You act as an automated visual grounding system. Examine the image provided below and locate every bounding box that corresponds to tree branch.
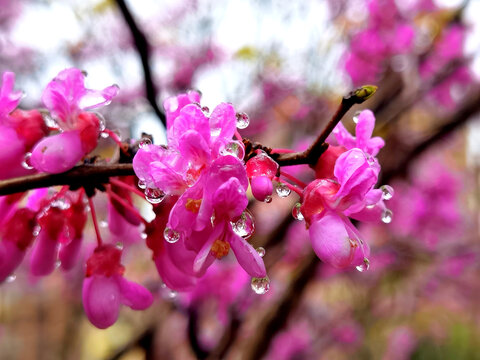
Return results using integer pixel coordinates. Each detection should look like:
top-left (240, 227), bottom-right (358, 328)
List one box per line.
top-left (115, 0), bottom-right (166, 125)
top-left (0, 164), bottom-right (134, 196)
top-left (380, 88), bottom-right (480, 183)
top-left (246, 85), bottom-right (378, 167)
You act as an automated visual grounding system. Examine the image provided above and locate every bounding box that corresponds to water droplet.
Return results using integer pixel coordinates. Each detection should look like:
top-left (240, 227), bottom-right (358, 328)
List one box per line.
top-left (145, 187), bottom-right (165, 204)
top-left (352, 110), bottom-right (361, 124)
top-left (115, 242), bottom-right (124, 250)
top-left (168, 290), bottom-right (177, 299)
top-left (366, 204), bottom-right (375, 209)
top-left (100, 132), bottom-right (109, 138)
top-left (50, 199), bottom-right (70, 210)
top-left (54, 260), bottom-right (62, 269)
top-left (381, 209), bottom-right (393, 224)
top-left (251, 276), bottom-right (270, 294)
top-left (236, 112), bottom-right (250, 129)
top-left (356, 258), bottom-right (370, 272)
top-left (99, 220), bottom-right (108, 228)
top-left (22, 152), bottom-right (34, 170)
top-left (380, 185), bottom-right (394, 200)
top-left (95, 112), bottom-right (106, 132)
top-left (164, 227), bottom-right (180, 244)
top-left (221, 141), bottom-right (245, 159)
top-left (32, 225), bottom-right (41, 237)
top-left (138, 179), bottom-right (147, 189)
top-left (256, 247), bottom-right (266, 257)
top-left (231, 210), bottom-right (255, 239)
top-left (41, 112), bottom-right (58, 128)
top-left (139, 138), bottom-right (152, 148)
top-left (264, 195), bottom-right (272, 203)
top-left (6, 274), bottom-right (16, 283)
top-left (141, 233), bottom-right (147, 240)
top-left (276, 183), bottom-right (291, 198)
top-left (292, 203), bottom-right (304, 220)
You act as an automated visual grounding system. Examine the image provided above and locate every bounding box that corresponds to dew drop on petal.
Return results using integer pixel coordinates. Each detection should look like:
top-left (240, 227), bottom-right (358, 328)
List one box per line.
top-left (99, 220), bottom-right (108, 228)
top-left (222, 141), bottom-right (244, 159)
top-left (100, 132), bottom-right (109, 138)
top-left (256, 247), bottom-right (266, 257)
top-left (251, 276), bottom-right (270, 294)
top-left (276, 183), bottom-right (291, 198)
top-left (264, 195), bottom-right (273, 203)
top-left (95, 112), bottom-right (106, 132)
top-left (32, 225), bottom-right (41, 237)
top-left (380, 185), bottom-right (394, 200)
top-left (231, 210), bottom-right (255, 239)
top-left (352, 110), bottom-right (361, 124)
top-left (54, 260), bottom-right (62, 269)
top-left (138, 179), bottom-right (147, 189)
top-left (115, 242), bottom-right (124, 250)
top-left (168, 290), bottom-right (177, 299)
top-left (236, 112), bottom-right (250, 129)
top-left (381, 209), bottom-right (393, 224)
top-left (164, 227), bottom-right (180, 244)
top-left (6, 274), bottom-right (16, 283)
top-left (356, 258), bottom-right (370, 272)
top-left (292, 203), bottom-right (304, 220)
top-left (145, 187), bottom-right (165, 204)
top-left (22, 152), bottom-right (34, 170)
top-left (141, 233), bottom-right (147, 240)
top-left (139, 138), bottom-right (152, 148)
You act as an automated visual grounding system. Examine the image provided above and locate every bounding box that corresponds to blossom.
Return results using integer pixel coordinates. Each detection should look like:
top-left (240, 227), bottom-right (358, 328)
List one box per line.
top-left (82, 245), bottom-right (153, 329)
top-left (30, 68), bottom-right (118, 174)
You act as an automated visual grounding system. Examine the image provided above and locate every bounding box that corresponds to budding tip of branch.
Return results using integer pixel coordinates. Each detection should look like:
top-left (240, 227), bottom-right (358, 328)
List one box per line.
top-left (352, 85), bottom-right (378, 103)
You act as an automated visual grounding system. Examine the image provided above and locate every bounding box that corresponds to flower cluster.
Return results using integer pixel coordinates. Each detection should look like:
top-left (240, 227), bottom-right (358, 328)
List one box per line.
top-left (0, 67), bottom-right (390, 329)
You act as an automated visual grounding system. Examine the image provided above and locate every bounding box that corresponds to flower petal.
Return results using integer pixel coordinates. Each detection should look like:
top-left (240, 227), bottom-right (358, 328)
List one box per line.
top-left (228, 230), bottom-right (266, 277)
top-left (118, 277), bottom-right (154, 310)
top-left (82, 275), bottom-right (121, 329)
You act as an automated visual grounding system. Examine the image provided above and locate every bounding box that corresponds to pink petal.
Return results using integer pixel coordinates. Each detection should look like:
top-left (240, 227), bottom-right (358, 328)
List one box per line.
top-left (178, 130), bottom-right (211, 165)
top-left (193, 224), bottom-right (222, 275)
top-left (250, 176), bottom-right (273, 202)
top-left (118, 277), bottom-right (153, 310)
top-left (0, 240), bottom-right (24, 283)
top-left (309, 212), bottom-right (356, 269)
top-left (154, 253), bottom-right (197, 292)
top-left (30, 229), bottom-right (59, 276)
top-left (209, 103), bottom-right (236, 140)
top-left (59, 236), bottom-right (83, 271)
top-left (228, 230), bottom-right (266, 278)
top-left (0, 72), bottom-right (23, 119)
top-left (30, 131), bottom-right (84, 174)
top-left (167, 104), bottom-right (210, 151)
top-left (213, 177), bottom-right (248, 219)
top-left (82, 275), bottom-right (121, 329)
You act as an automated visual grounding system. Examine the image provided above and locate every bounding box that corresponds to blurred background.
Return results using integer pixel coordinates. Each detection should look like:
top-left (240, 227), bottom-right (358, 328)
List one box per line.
top-left (2, 0), bottom-right (480, 359)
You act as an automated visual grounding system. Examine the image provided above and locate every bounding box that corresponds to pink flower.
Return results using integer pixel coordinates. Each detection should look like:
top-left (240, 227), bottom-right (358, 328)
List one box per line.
top-left (0, 208), bottom-right (36, 282)
top-left (30, 206), bottom-right (65, 276)
top-left (332, 110), bottom-right (385, 157)
top-left (246, 151), bottom-right (279, 202)
top-left (0, 72), bottom-right (23, 122)
top-left (31, 68), bottom-right (118, 174)
top-left (82, 245), bottom-right (153, 329)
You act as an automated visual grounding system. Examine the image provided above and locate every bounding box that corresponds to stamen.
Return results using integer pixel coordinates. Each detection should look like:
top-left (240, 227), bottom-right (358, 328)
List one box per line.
top-left (210, 239), bottom-right (230, 259)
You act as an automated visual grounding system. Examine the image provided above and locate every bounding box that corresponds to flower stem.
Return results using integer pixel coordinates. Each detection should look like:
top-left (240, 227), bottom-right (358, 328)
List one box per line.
top-left (109, 177), bottom-right (145, 198)
top-left (88, 197), bottom-right (103, 247)
top-left (107, 187), bottom-right (148, 226)
top-left (279, 170), bottom-right (307, 188)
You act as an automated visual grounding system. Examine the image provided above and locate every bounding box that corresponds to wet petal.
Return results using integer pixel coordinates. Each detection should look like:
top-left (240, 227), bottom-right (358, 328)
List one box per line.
top-left (118, 277), bottom-right (154, 310)
top-left (228, 230), bottom-right (266, 278)
top-left (82, 275), bottom-right (121, 329)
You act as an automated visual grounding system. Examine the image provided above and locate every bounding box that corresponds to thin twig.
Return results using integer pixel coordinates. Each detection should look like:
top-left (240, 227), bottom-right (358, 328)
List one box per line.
top-left (381, 88), bottom-right (480, 183)
top-left (115, 0), bottom-right (166, 125)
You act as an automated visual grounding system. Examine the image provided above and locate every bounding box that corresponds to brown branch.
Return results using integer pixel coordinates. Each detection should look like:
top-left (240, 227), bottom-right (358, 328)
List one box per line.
top-left (268, 85), bottom-right (377, 167)
top-left (381, 88), bottom-right (480, 184)
top-left (0, 164), bottom-right (134, 196)
top-left (243, 252), bottom-right (320, 360)
top-left (115, 0), bottom-right (166, 125)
